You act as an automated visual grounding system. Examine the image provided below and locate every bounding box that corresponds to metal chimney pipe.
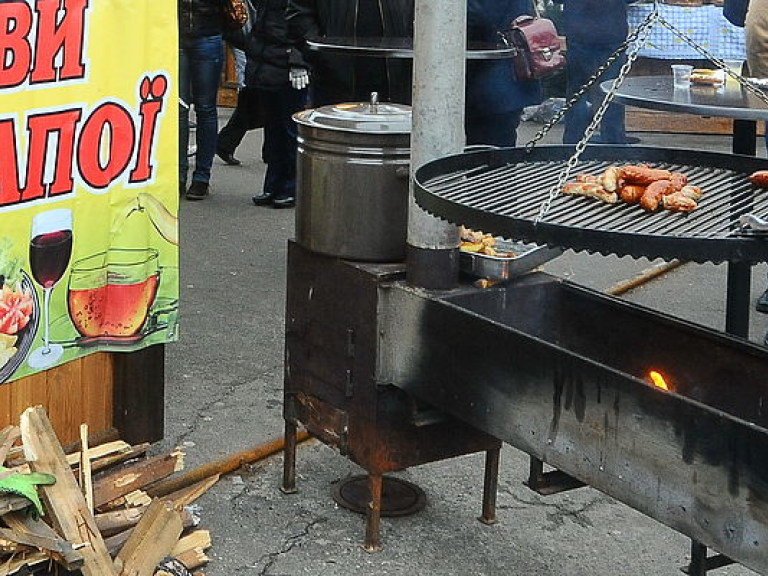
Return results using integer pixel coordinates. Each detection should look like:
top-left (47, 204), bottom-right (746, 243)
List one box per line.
top-left (407, 0), bottom-right (466, 289)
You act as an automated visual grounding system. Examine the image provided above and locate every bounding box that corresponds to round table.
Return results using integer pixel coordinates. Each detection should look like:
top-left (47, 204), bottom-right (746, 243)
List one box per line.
top-left (307, 37), bottom-right (516, 60)
top-left (603, 76), bottom-right (768, 338)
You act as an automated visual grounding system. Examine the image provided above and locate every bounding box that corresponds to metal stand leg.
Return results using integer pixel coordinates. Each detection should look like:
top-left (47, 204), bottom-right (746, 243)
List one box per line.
top-left (726, 262), bottom-right (752, 338)
top-left (479, 447), bottom-right (500, 525)
top-left (525, 456), bottom-right (585, 495)
top-left (281, 420), bottom-right (298, 494)
top-left (683, 539), bottom-right (734, 575)
top-left (363, 473), bottom-right (383, 553)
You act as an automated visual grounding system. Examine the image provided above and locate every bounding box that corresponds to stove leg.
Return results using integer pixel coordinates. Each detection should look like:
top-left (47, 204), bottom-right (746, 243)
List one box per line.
top-left (479, 447), bottom-right (500, 525)
top-left (684, 539), bottom-right (735, 575)
top-left (281, 420), bottom-right (298, 494)
top-left (688, 540), bottom-right (707, 576)
top-left (363, 473), bottom-right (383, 553)
top-left (525, 456), bottom-right (585, 495)
top-left (725, 262), bottom-right (751, 338)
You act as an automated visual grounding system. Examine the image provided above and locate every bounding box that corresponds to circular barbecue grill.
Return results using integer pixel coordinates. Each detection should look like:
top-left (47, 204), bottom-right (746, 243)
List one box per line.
top-left (414, 145), bottom-right (768, 265)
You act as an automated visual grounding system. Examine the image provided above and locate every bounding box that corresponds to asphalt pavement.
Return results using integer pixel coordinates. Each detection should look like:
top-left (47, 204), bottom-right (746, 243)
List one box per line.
top-left (159, 109), bottom-right (768, 576)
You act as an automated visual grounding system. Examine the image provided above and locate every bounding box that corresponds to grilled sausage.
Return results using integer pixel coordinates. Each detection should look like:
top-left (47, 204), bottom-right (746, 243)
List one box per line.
top-left (621, 165), bottom-right (673, 185)
top-left (600, 166), bottom-right (623, 192)
top-left (617, 184), bottom-right (646, 204)
top-left (639, 179), bottom-right (675, 211)
top-left (669, 172), bottom-right (688, 190)
top-left (749, 170), bottom-right (768, 188)
top-left (679, 185), bottom-right (703, 201)
top-left (562, 182), bottom-right (618, 204)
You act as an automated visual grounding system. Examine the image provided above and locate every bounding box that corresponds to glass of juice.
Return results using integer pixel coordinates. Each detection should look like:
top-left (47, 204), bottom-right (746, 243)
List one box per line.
top-left (67, 248), bottom-right (160, 340)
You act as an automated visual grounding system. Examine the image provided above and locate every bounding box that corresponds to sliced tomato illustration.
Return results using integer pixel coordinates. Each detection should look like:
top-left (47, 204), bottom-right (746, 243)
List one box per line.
top-left (0, 283), bottom-right (34, 335)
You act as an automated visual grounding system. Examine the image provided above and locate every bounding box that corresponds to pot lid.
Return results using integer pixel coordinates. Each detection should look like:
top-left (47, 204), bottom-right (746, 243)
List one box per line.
top-left (293, 92), bottom-right (412, 134)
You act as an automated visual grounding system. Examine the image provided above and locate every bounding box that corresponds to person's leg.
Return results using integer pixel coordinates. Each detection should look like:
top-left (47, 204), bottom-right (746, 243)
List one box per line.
top-left (563, 43), bottom-right (593, 145)
top-left (187, 35), bottom-right (224, 196)
top-left (271, 87), bottom-right (308, 205)
top-left (465, 110), bottom-right (522, 148)
top-left (253, 89), bottom-right (282, 205)
top-left (216, 87), bottom-right (252, 164)
top-left (593, 47), bottom-right (627, 144)
top-left (178, 42), bottom-right (191, 195)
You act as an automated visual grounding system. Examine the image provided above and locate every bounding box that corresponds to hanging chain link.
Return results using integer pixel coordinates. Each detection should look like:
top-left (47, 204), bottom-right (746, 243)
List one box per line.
top-left (532, 4), bottom-right (660, 223)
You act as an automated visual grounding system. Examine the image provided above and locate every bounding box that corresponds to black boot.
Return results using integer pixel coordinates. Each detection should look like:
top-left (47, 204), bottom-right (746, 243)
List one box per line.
top-left (185, 181), bottom-right (209, 200)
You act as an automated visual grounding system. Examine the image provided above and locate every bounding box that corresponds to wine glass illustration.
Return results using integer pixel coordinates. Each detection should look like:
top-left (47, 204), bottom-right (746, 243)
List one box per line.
top-left (27, 208), bottom-right (73, 369)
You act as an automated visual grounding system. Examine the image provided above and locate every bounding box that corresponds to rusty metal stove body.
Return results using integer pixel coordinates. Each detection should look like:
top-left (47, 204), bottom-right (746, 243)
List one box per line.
top-left (282, 241), bottom-right (502, 551)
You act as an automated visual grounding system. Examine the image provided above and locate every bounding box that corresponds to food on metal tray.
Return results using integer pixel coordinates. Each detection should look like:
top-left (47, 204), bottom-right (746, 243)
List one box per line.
top-left (459, 227), bottom-right (515, 258)
top-left (748, 170), bottom-right (768, 188)
top-left (562, 164), bottom-right (704, 212)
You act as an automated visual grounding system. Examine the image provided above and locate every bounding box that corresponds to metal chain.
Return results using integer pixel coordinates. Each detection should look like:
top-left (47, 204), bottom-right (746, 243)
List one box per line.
top-left (533, 5), bottom-right (660, 223)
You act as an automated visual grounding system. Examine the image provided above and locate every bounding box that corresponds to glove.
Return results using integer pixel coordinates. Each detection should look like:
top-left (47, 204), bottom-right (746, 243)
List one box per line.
top-left (0, 467), bottom-right (56, 518)
top-left (289, 67), bottom-right (310, 91)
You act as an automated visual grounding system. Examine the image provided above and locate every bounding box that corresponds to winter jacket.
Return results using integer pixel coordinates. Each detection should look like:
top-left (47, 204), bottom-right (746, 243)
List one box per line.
top-left (242, 0), bottom-right (307, 90)
top-left (724, 0), bottom-right (749, 27)
top-left (554, 0), bottom-right (633, 46)
top-left (285, 0), bottom-right (414, 104)
top-left (466, 0), bottom-right (541, 117)
top-left (179, 0), bottom-right (225, 39)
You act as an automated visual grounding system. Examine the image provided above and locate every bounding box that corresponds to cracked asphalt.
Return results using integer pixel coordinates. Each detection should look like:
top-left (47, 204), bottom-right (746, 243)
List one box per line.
top-left (158, 110), bottom-right (768, 575)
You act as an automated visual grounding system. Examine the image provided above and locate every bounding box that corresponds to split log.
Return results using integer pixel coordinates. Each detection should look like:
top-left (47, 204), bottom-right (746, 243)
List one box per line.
top-left (19, 405), bottom-right (118, 576)
top-left (0, 550), bottom-right (48, 576)
top-left (174, 547), bottom-right (209, 571)
top-left (171, 530), bottom-right (211, 557)
top-left (114, 498), bottom-right (183, 576)
top-left (167, 475), bottom-right (220, 509)
top-left (3, 510), bottom-right (84, 569)
top-left (0, 495), bottom-right (34, 516)
top-left (93, 451), bottom-right (184, 509)
top-left (0, 426), bottom-right (20, 464)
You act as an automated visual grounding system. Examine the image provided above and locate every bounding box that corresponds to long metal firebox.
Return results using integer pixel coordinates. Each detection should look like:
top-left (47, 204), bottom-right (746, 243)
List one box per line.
top-left (380, 271), bottom-right (768, 574)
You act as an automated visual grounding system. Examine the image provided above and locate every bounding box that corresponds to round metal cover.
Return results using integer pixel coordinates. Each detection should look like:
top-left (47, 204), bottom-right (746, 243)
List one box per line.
top-left (293, 97), bottom-right (411, 134)
top-left (332, 475), bottom-right (426, 517)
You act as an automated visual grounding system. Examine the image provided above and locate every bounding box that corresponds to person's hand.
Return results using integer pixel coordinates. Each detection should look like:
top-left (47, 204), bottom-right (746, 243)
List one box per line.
top-left (290, 67), bottom-right (310, 90)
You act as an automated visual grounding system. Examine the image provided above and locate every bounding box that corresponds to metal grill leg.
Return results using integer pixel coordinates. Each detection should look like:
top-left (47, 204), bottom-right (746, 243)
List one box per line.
top-left (281, 420), bottom-right (298, 494)
top-left (683, 539), bottom-right (735, 575)
top-left (525, 456), bottom-right (586, 495)
top-left (479, 448), bottom-right (500, 525)
top-left (363, 473), bottom-right (383, 553)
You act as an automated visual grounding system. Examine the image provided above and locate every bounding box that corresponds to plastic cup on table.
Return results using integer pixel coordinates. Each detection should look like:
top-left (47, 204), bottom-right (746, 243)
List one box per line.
top-left (671, 64), bottom-right (693, 89)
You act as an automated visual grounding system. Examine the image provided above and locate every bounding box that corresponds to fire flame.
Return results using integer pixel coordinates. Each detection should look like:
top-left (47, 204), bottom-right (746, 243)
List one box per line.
top-left (649, 370), bottom-right (669, 391)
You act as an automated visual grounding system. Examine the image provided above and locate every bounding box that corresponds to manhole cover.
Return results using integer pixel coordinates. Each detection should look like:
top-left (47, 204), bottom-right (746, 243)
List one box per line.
top-left (332, 475), bottom-right (427, 517)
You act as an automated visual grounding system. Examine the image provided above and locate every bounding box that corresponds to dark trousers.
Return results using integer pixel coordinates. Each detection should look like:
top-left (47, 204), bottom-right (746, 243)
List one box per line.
top-left (563, 42), bottom-right (627, 145)
top-left (217, 86), bottom-right (262, 155)
top-left (260, 86), bottom-right (308, 200)
top-left (465, 110), bottom-right (523, 147)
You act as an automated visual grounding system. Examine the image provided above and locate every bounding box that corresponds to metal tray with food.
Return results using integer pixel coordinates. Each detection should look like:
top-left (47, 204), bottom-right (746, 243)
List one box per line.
top-left (459, 239), bottom-right (563, 281)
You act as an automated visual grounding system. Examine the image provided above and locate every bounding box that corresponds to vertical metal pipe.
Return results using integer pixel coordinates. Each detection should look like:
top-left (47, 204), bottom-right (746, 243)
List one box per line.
top-left (407, 0), bottom-right (466, 289)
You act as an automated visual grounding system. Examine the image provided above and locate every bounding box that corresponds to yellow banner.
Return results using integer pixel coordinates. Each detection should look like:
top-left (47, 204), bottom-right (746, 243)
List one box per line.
top-left (0, 0), bottom-right (179, 383)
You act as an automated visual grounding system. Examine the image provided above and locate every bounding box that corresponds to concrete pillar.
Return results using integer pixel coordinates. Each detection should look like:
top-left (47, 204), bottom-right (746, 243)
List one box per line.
top-left (407, 0), bottom-right (466, 289)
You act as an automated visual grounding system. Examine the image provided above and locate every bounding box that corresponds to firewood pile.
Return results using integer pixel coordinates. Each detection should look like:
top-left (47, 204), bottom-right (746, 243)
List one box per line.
top-left (0, 406), bottom-right (217, 576)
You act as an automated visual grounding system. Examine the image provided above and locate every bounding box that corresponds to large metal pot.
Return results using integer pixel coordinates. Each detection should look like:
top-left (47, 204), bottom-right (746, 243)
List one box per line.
top-left (293, 95), bottom-right (411, 262)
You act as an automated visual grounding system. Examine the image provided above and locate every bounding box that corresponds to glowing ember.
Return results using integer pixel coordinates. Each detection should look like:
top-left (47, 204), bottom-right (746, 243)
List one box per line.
top-left (649, 371), bottom-right (669, 391)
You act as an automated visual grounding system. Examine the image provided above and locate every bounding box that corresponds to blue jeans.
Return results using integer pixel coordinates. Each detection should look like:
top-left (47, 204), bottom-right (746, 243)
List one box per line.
top-left (260, 86), bottom-right (307, 200)
top-left (563, 42), bottom-right (627, 145)
top-left (179, 35), bottom-right (224, 185)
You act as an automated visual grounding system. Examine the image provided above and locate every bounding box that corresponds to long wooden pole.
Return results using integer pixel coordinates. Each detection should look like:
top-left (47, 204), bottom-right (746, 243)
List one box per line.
top-left (146, 431), bottom-right (310, 498)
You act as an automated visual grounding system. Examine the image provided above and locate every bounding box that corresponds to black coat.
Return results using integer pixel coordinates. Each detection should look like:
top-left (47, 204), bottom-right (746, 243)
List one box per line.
top-left (466, 0), bottom-right (541, 117)
top-left (179, 0), bottom-right (225, 39)
top-left (724, 0), bottom-right (749, 27)
top-left (242, 0), bottom-right (307, 90)
top-left (285, 0), bottom-right (414, 104)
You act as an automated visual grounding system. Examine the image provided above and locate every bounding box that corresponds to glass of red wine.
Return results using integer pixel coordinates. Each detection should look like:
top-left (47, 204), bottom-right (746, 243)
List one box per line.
top-left (27, 208), bottom-right (73, 369)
